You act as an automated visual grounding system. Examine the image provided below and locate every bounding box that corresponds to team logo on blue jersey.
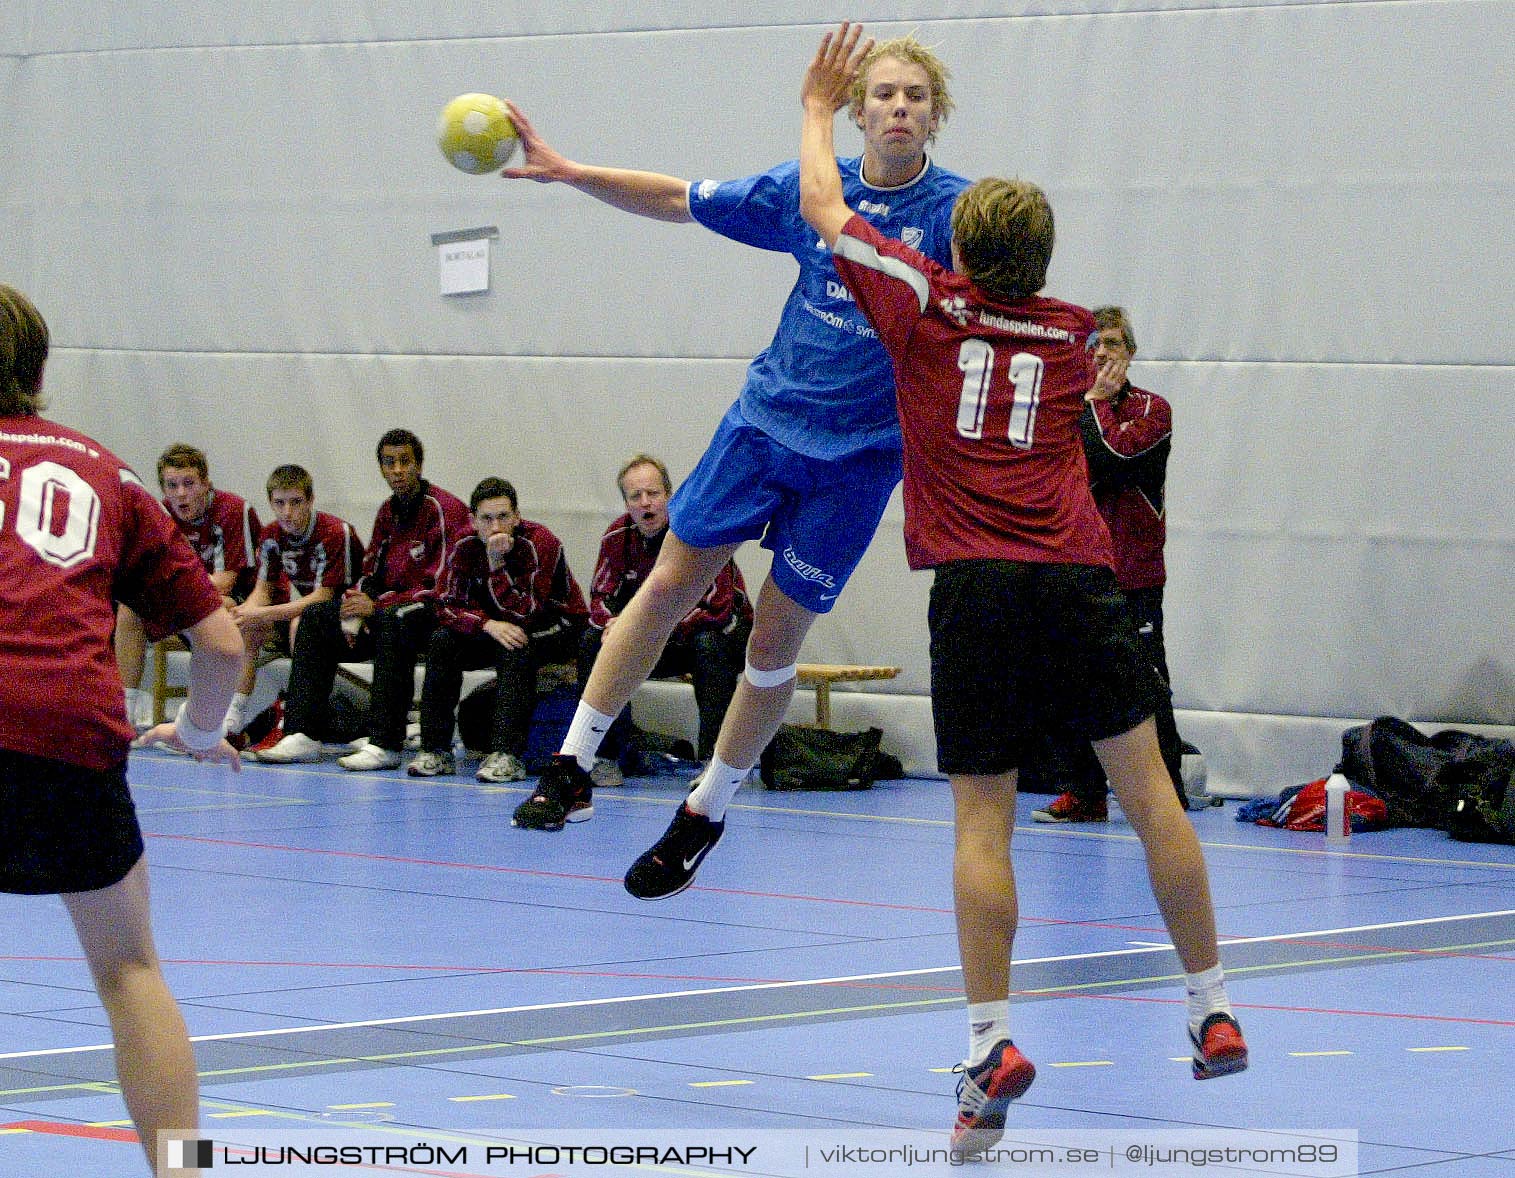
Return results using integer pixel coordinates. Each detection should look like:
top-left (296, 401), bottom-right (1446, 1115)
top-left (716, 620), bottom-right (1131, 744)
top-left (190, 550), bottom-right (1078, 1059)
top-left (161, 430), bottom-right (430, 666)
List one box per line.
top-left (697, 179), bottom-right (719, 200)
top-left (901, 227), bottom-right (924, 249)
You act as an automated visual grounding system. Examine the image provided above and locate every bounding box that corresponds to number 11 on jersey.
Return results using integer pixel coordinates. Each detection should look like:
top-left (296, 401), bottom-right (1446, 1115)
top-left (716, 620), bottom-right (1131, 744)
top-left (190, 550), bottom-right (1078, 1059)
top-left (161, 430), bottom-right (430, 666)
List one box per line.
top-left (955, 339), bottom-right (1044, 449)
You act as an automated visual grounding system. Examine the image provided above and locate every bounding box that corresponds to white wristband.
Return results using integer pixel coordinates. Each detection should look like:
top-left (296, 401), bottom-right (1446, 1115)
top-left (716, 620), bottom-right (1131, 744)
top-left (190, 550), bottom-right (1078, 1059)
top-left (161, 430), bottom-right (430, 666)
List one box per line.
top-left (174, 706), bottom-right (225, 752)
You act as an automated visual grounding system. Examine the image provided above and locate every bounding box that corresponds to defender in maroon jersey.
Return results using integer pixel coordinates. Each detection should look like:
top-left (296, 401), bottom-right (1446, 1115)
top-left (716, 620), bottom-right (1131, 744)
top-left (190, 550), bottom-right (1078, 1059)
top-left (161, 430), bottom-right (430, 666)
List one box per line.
top-left (1, 284), bottom-right (244, 1172)
top-left (797, 26), bottom-right (1246, 1153)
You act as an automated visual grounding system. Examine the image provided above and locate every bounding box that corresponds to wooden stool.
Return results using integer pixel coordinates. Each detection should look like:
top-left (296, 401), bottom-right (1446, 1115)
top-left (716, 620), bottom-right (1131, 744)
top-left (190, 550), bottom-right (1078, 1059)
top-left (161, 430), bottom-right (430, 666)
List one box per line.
top-left (795, 663), bottom-right (900, 729)
top-left (150, 636), bottom-right (191, 724)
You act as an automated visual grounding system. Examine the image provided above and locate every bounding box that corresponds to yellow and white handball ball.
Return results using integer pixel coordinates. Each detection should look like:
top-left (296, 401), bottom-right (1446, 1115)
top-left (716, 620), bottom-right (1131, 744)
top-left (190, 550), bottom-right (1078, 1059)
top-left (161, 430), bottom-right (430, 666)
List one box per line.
top-left (436, 93), bottom-right (519, 174)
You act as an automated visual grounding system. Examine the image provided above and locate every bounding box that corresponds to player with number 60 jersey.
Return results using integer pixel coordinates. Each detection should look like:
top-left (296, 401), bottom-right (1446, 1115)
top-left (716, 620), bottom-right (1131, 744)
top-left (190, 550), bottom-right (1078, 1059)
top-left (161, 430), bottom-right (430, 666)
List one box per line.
top-left (1, 282), bottom-right (243, 1174)
top-left (0, 422), bottom-right (226, 769)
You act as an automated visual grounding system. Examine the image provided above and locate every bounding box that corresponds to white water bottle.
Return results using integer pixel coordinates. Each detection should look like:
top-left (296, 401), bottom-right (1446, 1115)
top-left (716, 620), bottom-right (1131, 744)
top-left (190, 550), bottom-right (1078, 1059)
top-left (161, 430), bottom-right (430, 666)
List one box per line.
top-left (1324, 773), bottom-right (1350, 844)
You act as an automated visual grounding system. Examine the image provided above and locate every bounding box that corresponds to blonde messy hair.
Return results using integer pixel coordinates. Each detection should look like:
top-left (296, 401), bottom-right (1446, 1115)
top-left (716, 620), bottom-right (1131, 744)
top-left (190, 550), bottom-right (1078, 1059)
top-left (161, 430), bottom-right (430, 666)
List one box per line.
top-left (950, 179), bottom-right (1055, 303)
top-left (849, 34), bottom-right (955, 141)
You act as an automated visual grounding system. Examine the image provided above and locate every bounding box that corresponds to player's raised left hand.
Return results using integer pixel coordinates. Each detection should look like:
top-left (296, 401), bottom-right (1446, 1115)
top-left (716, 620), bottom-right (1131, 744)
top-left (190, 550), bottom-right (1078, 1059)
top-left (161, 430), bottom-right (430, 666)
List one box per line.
top-left (802, 22), bottom-right (874, 114)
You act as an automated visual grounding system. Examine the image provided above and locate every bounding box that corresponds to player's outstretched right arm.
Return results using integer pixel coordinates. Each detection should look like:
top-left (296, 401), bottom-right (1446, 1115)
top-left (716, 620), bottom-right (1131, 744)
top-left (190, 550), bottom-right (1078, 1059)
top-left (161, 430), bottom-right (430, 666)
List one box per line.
top-left (501, 100), bottom-right (693, 223)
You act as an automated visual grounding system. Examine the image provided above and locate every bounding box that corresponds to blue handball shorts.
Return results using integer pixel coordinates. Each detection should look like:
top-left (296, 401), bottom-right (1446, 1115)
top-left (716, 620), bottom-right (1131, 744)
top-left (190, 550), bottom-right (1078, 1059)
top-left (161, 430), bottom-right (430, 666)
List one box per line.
top-left (669, 404), bottom-right (901, 614)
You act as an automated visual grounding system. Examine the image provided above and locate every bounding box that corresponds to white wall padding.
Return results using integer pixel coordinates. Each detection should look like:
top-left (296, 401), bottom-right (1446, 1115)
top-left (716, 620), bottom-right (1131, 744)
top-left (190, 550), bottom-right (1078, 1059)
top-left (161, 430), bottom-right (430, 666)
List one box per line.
top-left (3, 2), bottom-right (1512, 792)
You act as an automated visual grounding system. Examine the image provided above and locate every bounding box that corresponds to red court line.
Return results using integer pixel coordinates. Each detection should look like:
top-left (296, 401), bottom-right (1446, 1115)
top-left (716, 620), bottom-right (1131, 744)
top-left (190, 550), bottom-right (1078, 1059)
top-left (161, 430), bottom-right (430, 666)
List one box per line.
top-left (142, 833), bottom-right (1203, 932)
top-left (1, 1120), bottom-right (139, 1142)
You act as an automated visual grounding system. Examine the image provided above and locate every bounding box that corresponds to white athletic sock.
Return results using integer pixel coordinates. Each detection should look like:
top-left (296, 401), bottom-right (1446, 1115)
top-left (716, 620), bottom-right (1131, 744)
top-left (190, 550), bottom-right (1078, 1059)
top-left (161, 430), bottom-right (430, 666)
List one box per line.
top-left (967, 1000), bottom-right (1011, 1066)
top-left (685, 753), bottom-right (750, 822)
top-left (1185, 963), bottom-right (1232, 1037)
top-left (224, 691), bottom-right (251, 734)
top-left (561, 702), bottom-right (617, 771)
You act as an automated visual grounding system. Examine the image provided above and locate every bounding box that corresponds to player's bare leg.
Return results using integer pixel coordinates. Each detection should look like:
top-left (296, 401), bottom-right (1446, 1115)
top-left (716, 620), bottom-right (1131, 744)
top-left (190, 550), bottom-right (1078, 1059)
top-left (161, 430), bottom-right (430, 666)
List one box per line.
top-left (624, 577), bottom-right (816, 898)
top-left (518, 534), bottom-right (739, 832)
top-left (706, 575), bottom-right (815, 776)
top-left (950, 771), bottom-right (1019, 1003)
top-left (949, 769), bottom-right (1036, 1150)
top-left (1097, 717), bottom-right (1248, 1078)
top-left (1096, 718), bottom-right (1218, 971)
top-left (63, 858), bottom-right (200, 1175)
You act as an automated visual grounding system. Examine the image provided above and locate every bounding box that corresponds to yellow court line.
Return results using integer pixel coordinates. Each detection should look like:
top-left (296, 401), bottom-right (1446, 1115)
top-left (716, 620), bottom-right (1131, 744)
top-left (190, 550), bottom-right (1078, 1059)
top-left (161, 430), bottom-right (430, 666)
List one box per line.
top-left (447, 1093), bottom-right (517, 1102)
top-left (87, 1120), bottom-right (133, 1127)
top-left (722, 797), bottom-right (1515, 871)
top-left (1407, 1046), bottom-right (1468, 1053)
top-left (688, 1080), bottom-right (754, 1088)
top-left (1048, 1060), bottom-right (1114, 1068)
top-left (807, 1072), bottom-right (872, 1080)
top-left (0, 1128), bottom-right (32, 1135)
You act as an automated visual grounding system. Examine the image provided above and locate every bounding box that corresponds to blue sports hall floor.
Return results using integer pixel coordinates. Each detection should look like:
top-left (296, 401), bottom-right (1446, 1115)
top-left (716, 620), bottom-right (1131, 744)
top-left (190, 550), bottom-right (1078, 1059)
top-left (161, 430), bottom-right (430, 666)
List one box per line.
top-left (2, 747), bottom-right (1512, 1176)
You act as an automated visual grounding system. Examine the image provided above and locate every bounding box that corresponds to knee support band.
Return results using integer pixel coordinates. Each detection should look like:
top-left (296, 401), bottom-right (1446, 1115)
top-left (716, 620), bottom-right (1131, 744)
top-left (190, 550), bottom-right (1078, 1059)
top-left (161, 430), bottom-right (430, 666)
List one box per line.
top-left (745, 660), bottom-right (798, 690)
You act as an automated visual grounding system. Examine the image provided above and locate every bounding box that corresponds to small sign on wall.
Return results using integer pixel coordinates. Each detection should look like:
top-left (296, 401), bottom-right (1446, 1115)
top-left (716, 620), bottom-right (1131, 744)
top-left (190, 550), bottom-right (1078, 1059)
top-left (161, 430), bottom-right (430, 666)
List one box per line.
top-left (431, 226), bottom-right (499, 296)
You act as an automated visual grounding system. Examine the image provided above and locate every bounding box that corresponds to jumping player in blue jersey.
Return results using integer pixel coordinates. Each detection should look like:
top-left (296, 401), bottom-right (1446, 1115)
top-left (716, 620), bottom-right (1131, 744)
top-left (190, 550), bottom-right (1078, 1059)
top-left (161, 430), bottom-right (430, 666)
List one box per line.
top-left (499, 23), bottom-right (969, 897)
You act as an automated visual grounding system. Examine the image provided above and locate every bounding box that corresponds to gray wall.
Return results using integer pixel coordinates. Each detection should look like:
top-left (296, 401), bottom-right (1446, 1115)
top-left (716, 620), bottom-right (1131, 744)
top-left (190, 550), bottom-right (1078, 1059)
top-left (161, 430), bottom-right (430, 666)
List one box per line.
top-left (4, 2), bottom-right (1512, 785)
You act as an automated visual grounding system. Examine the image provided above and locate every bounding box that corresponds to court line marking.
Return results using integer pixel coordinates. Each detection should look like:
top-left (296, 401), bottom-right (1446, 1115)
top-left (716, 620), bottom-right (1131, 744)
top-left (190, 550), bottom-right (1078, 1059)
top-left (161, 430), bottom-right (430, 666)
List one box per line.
top-left (3, 909), bottom-right (1509, 1063)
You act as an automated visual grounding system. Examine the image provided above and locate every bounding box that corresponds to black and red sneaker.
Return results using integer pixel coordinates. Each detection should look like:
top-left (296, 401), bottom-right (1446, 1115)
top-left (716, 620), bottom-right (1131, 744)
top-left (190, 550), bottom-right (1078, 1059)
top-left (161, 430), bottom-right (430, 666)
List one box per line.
top-left (511, 755), bottom-right (594, 832)
top-left (1190, 1011), bottom-right (1249, 1079)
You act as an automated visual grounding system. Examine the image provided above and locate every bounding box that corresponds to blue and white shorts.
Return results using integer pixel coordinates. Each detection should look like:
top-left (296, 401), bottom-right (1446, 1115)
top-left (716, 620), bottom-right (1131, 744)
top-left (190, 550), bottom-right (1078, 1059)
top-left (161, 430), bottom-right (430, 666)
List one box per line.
top-left (669, 405), bottom-right (901, 614)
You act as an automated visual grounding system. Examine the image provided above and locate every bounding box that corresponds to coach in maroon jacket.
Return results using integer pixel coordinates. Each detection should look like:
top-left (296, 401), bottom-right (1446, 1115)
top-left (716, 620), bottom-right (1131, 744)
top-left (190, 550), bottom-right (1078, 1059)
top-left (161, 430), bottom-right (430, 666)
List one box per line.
top-left (581, 455), bottom-right (753, 771)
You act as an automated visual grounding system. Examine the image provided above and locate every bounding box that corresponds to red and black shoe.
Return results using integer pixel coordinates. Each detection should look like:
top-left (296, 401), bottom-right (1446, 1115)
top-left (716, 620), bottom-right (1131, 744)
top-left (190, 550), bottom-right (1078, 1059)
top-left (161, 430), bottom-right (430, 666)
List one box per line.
top-left (1190, 1011), bottom-right (1249, 1079)
top-left (951, 1039), bottom-right (1037, 1154)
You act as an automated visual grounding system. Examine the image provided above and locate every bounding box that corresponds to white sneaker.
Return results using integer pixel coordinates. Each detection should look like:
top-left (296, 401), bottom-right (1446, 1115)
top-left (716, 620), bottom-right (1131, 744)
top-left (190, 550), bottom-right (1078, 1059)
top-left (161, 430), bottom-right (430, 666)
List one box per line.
top-left (476, 752), bottom-right (527, 783)
top-left (255, 732), bottom-right (324, 764)
top-left (338, 743), bottom-right (402, 771)
top-left (347, 736), bottom-right (372, 751)
top-left (590, 757), bottom-right (625, 788)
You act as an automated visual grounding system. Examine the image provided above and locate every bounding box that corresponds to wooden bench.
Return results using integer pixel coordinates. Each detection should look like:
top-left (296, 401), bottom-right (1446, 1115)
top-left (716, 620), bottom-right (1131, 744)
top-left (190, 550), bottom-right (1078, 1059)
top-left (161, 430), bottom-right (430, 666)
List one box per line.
top-left (150, 637), bottom-right (190, 724)
top-left (795, 663), bottom-right (900, 729)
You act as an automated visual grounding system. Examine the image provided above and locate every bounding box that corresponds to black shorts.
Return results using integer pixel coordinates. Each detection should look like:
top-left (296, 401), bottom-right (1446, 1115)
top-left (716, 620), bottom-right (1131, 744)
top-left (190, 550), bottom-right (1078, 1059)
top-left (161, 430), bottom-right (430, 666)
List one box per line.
top-left (0, 750), bottom-right (144, 895)
top-left (929, 560), bottom-right (1166, 776)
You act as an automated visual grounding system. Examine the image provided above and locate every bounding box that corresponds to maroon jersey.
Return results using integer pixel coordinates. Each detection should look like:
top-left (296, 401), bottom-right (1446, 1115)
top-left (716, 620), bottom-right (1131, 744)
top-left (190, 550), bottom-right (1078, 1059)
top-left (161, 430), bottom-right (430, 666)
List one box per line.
top-left (166, 487), bottom-right (260, 592)
top-left (256, 510), bottom-right (365, 602)
top-left (1080, 385), bottom-right (1171, 591)
top-left (0, 417), bottom-right (224, 770)
top-left (830, 216), bottom-right (1113, 571)
top-left (355, 481), bottom-right (471, 608)
top-left (589, 514), bottom-right (751, 642)
top-left (436, 519), bottom-right (588, 637)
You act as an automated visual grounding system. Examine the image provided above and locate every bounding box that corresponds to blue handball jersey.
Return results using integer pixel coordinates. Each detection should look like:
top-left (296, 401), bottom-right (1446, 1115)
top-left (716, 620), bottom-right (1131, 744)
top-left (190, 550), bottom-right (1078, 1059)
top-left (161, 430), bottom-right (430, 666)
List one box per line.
top-left (688, 155), bottom-right (969, 461)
